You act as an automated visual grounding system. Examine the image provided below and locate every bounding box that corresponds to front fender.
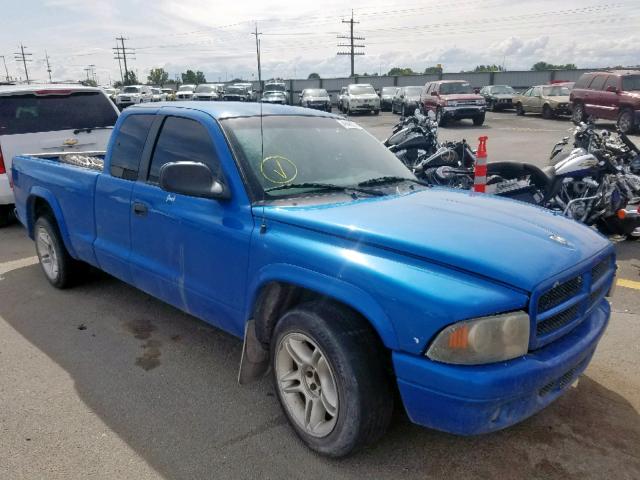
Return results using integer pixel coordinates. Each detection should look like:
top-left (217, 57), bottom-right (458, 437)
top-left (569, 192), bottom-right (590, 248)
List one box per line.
top-left (26, 187), bottom-right (78, 258)
top-left (247, 263), bottom-right (399, 350)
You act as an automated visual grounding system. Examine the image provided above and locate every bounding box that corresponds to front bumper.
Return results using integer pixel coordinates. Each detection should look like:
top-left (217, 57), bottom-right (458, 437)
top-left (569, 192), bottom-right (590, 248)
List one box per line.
top-left (303, 102), bottom-right (330, 110)
top-left (442, 105), bottom-right (485, 119)
top-left (349, 103), bottom-right (379, 111)
top-left (394, 300), bottom-right (609, 435)
top-left (551, 104), bottom-right (571, 115)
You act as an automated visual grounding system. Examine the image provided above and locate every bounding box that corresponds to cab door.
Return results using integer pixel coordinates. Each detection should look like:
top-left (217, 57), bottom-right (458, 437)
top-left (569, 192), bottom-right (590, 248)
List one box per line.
top-left (129, 112), bottom-right (254, 335)
top-left (528, 87), bottom-right (543, 113)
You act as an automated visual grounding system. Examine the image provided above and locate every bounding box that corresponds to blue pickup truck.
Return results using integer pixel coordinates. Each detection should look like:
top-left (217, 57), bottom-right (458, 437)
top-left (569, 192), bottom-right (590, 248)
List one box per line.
top-left (12, 102), bottom-right (615, 457)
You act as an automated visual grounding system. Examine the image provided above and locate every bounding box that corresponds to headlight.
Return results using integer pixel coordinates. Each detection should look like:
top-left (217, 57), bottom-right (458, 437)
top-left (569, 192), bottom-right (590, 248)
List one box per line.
top-left (426, 311), bottom-right (529, 365)
top-left (447, 100), bottom-right (458, 107)
top-left (476, 99), bottom-right (486, 105)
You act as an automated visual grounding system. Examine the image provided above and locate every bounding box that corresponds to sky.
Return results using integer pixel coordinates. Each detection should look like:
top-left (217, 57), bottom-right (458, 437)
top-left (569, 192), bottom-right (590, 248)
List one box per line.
top-left (1, 0), bottom-right (638, 85)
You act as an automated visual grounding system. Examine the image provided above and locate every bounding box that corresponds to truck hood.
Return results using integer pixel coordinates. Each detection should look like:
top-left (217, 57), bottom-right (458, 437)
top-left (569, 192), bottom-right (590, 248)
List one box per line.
top-left (261, 188), bottom-right (610, 292)
top-left (441, 93), bottom-right (483, 101)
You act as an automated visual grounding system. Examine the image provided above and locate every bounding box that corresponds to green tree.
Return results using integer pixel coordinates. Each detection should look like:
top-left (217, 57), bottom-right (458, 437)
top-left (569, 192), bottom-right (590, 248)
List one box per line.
top-left (531, 62), bottom-right (577, 71)
top-left (387, 67), bottom-right (416, 76)
top-left (424, 65), bottom-right (443, 74)
top-left (147, 67), bottom-right (169, 86)
top-left (308, 72), bottom-right (321, 79)
top-left (230, 78), bottom-right (244, 83)
top-left (123, 70), bottom-right (138, 85)
top-left (195, 71), bottom-right (207, 84)
top-left (473, 64), bottom-right (504, 72)
top-left (181, 70), bottom-right (197, 84)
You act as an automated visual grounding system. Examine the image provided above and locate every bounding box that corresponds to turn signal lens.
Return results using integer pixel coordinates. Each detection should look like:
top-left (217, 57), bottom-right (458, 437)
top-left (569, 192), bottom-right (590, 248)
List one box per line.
top-left (427, 311), bottom-right (530, 365)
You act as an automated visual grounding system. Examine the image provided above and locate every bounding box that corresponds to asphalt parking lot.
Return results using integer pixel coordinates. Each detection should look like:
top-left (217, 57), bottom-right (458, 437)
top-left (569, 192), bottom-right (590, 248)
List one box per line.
top-left (1, 111), bottom-right (640, 480)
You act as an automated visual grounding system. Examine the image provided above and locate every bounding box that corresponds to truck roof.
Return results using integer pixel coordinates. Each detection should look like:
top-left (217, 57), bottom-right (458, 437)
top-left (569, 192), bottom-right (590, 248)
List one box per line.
top-left (129, 101), bottom-right (338, 120)
top-left (0, 83), bottom-right (103, 96)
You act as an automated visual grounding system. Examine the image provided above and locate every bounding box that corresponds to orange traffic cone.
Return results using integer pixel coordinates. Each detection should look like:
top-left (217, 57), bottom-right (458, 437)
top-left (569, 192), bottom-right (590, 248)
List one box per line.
top-left (473, 136), bottom-right (488, 193)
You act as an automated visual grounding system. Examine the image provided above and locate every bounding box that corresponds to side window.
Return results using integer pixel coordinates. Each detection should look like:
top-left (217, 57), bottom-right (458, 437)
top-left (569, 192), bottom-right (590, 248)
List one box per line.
top-left (425, 84), bottom-right (432, 94)
top-left (589, 75), bottom-right (607, 90)
top-left (603, 76), bottom-right (618, 91)
top-left (575, 74), bottom-right (593, 89)
top-left (148, 116), bottom-right (220, 185)
top-left (532, 87), bottom-right (541, 97)
top-left (110, 114), bottom-right (154, 180)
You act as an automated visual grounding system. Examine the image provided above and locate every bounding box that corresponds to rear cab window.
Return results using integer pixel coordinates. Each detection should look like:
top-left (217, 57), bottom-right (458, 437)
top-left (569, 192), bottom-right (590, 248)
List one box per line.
top-left (110, 114), bottom-right (155, 180)
top-left (0, 91), bottom-right (118, 136)
top-left (589, 75), bottom-right (607, 90)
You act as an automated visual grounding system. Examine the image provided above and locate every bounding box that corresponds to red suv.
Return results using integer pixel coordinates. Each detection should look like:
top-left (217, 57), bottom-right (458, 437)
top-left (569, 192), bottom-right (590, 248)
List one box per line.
top-left (570, 70), bottom-right (640, 133)
top-left (420, 80), bottom-right (486, 126)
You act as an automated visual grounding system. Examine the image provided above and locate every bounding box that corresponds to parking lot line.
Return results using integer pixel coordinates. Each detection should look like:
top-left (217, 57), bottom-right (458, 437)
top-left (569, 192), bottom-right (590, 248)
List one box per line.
top-left (0, 256), bottom-right (38, 276)
top-left (617, 278), bottom-right (640, 290)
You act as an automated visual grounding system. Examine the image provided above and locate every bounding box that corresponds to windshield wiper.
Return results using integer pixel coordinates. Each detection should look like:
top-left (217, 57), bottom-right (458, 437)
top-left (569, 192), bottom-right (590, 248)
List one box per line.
top-left (264, 182), bottom-right (385, 197)
top-left (357, 176), bottom-right (430, 187)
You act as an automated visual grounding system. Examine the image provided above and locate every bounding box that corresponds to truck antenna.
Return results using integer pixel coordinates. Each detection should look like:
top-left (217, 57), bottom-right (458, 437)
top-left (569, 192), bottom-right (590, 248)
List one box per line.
top-left (254, 22), bottom-right (267, 234)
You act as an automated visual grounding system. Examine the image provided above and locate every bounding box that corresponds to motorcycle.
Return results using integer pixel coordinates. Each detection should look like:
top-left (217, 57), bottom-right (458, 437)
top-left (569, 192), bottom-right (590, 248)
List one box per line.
top-left (383, 110), bottom-right (440, 169)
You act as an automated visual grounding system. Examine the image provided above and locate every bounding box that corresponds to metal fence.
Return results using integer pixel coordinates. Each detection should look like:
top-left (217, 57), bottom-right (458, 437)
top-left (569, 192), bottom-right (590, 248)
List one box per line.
top-left (248, 68), bottom-right (613, 105)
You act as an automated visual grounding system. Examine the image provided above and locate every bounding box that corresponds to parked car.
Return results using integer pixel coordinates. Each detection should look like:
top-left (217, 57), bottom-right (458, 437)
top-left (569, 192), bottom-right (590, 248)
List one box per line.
top-left (263, 81), bottom-right (288, 103)
top-left (342, 84), bottom-right (380, 115)
top-left (514, 84), bottom-right (571, 118)
top-left (193, 84), bottom-right (220, 101)
top-left (479, 85), bottom-right (516, 111)
top-left (0, 83), bottom-right (118, 226)
top-left (262, 90), bottom-right (287, 104)
top-left (233, 83), bottom-right (257, 101)
top-left (103, 87), bottom-right (118, 103)
top-left (380, 86), bottom-right (398, 111)
top-left (391, 86), bottom-right (422, 116)
top-left (338, 86), bottom-right (348, 112)
top-left (12, 102), bottom-right (615, 458)
top-left (222, 85), bottom-right (251, 102)
top-left (298, 88), bottom-right (331, 111)
top-left (115, 85), bottom-right (153, 108)
top-left (151, 88), bottom-right (166, 102)
top-left (570, 70), bottom-right (640, 133)
top-left (420, 80), bottom-right (486, 126)
top-left (176, 84), bottom-right (196, 100)
top-left (161, 88), bottom-right (175, 101)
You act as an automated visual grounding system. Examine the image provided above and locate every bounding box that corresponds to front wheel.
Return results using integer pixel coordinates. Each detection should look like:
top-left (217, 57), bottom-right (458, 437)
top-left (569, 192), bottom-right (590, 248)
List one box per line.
top-left (436, 108), bottom-right (448, 126)
top-left (373, 109), bottom-right (380, 116)
top-left (516, 103), bottom-right (525, 116)
top-left (542, 104), bottom-right (553, 119)
top-left (271, 301), bottom-right (393, 458)
top-left (617, 108), bottom-right (636, 134)
top-left (473, 113), bottom-right (485, 126)
top-left (572, 103), bottom-right (585, 125)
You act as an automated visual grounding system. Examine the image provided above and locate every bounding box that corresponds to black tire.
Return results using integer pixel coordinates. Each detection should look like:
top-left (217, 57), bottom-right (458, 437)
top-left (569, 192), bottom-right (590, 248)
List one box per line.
top-left (0, 205), bottom-right (14, 227)
top-left (572, 102), bottom-right (585, 125)
top-left (34, 215), bottom-right (85, 289)
top-left (436, 108), bottom-right (448, 126)
top-left (373, 109), bottom-right (380, 116)
top-left (401, 104), bottom-right (406, 117)
top-left (473, 113), bottom-right (485, 126)
top-left (488, 100), bottom-right (495, 112)
top-left (542, 104), bottom-right (553, 119)
top-left (516, 103), bottom-right (525, 116)
top-left (271, 301), bottom-right (394, 458)
top-left (617, 108), bottom-right (636, 134)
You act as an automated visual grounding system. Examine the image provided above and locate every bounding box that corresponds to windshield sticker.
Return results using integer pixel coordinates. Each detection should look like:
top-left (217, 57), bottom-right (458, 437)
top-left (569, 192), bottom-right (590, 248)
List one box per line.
top-left (336, 119), bottom-right (362, 130)
top-left (260, 155), bottom-right (298, 184)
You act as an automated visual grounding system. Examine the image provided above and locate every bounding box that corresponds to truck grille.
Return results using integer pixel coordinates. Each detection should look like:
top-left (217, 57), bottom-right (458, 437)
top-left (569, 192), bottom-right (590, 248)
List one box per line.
top-left (530, 254), bottom-right (614, 349)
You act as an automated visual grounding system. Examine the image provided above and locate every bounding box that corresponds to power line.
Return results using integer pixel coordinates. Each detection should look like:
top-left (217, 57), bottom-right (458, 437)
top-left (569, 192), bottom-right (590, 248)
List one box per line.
top-left (14, 43), bottom-right (33, 84)
top-left (114, 36), bottom-right (136, 84)
top-left (337, 10), bottom-right (365, 77)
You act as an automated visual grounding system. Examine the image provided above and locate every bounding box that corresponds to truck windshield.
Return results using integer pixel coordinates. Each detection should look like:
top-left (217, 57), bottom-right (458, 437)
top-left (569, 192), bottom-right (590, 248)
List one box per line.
top-left (490, 86), bottom-right (515, 94)
top-left (439, 83), bottom-right (472, 94)
top-left (303, 89), bottom-right (327, 97)
top-left (221, 115), bottom-right (415, 198)
top-left (178, 85), bottom-right (194, 92)
top-left (349, 85), bottom-right (376, 95)
top-left (123, 87), bottom-right (140, 93)
top-left (195, 85), bottom-right (215, 93)
top-left (0, 92), bottom-right (118, 135)
top-left (265, 84), bottom-right (286, 92)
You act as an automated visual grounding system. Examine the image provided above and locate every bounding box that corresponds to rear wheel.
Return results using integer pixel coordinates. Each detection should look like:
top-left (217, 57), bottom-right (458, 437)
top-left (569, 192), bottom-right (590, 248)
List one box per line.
top-left (436, 108), bottom-right (448, 126)
top-left (34, 215), bottom-right (85, 289)
top-left (617, 108), bottom-right (636, 134)
top-left (271, 301), bottom-right (393, 458)
top-left (542, 104), bottom-right (553, 119)
top-left (516, 103), bottom-right (525, 116)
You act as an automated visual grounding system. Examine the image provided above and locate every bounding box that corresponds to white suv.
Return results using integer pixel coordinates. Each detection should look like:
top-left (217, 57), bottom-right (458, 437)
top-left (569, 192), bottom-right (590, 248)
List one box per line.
top-left (0, 84), bottom-right (119, 226)
top-left (115, 85), bottom-right (153, 108)
top-left (343, 84), bottom-right (380, 115)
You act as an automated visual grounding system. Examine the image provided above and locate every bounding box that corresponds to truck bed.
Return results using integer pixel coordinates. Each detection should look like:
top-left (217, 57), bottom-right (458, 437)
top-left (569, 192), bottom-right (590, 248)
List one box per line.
top-left (12, 153), bottom-right (103, 265)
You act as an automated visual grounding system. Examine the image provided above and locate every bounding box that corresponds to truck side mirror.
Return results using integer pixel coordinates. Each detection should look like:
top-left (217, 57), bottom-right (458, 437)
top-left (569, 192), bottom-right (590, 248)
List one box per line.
top-left (159, 161), bottom-right (230, 200)
top-left (606, 85), bottom-right (619, 93)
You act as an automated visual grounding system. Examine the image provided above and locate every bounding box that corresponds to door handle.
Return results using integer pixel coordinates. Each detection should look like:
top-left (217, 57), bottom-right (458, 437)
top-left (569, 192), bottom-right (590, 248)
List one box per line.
top-left (133, 202), bottom-right (148, 216)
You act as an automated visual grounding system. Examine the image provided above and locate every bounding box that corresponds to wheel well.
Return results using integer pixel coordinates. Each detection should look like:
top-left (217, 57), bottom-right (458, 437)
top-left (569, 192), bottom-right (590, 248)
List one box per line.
top-left (251, 281), bottom-right (385, 349)
top-left (30, 196), bottom-right (54, 228)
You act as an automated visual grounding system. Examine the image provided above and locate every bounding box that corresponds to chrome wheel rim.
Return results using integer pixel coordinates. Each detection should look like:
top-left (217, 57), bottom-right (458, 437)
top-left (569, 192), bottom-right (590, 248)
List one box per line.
top-left (36, 226), bottom-right (59, 281)
top-left (275, 332), bottom-right (339, 438)
top-left (619, 113), bottom-right (631, 132)
top-left (573, 105), bottom-right (582, 122)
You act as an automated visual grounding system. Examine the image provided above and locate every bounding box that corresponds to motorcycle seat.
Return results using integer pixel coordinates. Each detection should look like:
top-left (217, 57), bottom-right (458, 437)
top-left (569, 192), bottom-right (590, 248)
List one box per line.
top-left (541, 165), bottom-right (556, 182)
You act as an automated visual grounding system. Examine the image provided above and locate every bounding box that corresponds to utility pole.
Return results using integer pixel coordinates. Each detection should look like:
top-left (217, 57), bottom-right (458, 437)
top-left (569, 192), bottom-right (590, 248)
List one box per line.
top-left (252, 23), bottom-right (263, 96)
top-left (114, 42), bottom-right (123, 83)
top-left (113, 36), bottom-right (135, 84)
top-left (0, 55), bottom-right (9, 82)
top-left (14, 43), bottom-right (32, 84)
top-left (337, 10), bottom-right (365, 77)
top-left (45, 50), bottom-right (52, 83)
